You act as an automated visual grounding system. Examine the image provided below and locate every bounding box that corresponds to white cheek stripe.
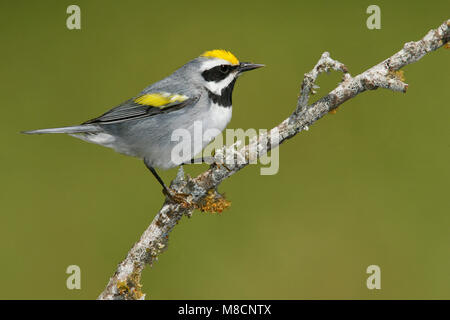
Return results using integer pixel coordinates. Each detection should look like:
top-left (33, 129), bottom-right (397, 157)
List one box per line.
top-left (205, 72), bottom-right (237, 95)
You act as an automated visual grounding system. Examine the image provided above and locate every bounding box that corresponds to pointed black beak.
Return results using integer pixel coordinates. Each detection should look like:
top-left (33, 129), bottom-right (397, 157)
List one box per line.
top-left (238, 62), bottom-right (265, 73)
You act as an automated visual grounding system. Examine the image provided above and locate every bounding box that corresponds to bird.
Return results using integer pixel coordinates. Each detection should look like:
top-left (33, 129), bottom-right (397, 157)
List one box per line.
top-left (23, 49), bottom-right (264, 201)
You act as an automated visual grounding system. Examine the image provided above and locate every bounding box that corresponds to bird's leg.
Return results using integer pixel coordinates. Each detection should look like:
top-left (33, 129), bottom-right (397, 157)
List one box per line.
top-left (143, 159), bottom-right (190, 205)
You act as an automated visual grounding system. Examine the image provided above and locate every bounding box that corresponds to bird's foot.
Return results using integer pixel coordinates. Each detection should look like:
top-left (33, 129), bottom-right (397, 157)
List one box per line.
top-left (163, 188), bottom-right (192, 207)
top-left (212, 161), bottom-right (232, 172)
top-left (183, 156), bottom-right (232, 172)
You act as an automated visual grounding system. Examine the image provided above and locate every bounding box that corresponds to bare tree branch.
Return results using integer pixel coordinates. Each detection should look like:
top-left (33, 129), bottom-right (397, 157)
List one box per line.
top-left (98, 20), bottom-right (449, 300)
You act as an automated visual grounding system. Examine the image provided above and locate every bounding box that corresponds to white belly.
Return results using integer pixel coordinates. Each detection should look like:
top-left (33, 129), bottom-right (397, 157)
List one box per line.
top-left (187, 103), bottom-right (232, 162)
top-left (205, 103), bottom-right (232, 137)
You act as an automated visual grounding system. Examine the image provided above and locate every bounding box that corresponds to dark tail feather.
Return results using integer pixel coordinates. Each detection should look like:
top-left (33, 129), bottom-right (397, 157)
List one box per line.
top-left (21, 125), bottom-right (99, 135)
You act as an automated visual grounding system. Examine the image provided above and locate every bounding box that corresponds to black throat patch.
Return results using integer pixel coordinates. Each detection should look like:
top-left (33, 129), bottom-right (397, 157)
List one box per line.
top-left (207, 79), bottom-right (236, 108)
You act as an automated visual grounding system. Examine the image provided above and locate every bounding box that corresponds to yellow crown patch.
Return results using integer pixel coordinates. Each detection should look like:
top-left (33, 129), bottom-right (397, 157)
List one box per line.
top-left (200, 49), bottom-right (239, 65)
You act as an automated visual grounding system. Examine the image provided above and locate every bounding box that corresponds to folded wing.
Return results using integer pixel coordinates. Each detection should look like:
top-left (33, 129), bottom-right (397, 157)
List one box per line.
top-left (83, 92), bottom-right (198, 124)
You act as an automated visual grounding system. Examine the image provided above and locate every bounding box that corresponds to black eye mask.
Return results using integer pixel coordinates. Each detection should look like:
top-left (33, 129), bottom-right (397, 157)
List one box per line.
top-left (201, 64), bottom-right (238, 82)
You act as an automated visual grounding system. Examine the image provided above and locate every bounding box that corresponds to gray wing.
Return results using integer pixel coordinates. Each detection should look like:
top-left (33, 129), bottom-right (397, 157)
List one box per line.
top-left (83, 93), bottom-right (199, 125)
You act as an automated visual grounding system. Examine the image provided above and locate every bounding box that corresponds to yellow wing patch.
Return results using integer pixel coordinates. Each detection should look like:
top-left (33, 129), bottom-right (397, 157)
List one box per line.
top-left (134, 92), bottom-right (189, 108)
top-left (200, 49), bottom-right (239, 65)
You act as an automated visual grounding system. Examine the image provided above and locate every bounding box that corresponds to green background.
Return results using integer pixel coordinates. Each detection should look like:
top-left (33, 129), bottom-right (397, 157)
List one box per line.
top-left (0, 0), bottom-right (449, 299)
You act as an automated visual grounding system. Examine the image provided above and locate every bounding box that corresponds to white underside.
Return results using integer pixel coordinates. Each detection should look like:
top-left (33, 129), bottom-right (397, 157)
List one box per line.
top-left (208, 102), bottom-right (233, 131)
top-left (70, 132), bottom-right (116, 147)
top-left (175, 103), bottom-right (232, 165)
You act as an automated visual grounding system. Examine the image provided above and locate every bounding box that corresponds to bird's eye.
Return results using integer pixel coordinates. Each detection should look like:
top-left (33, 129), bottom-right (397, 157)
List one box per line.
top-left (202, 64), bottom-right (234, 82)
top-left (220, 65), bottom-right (230, 73)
